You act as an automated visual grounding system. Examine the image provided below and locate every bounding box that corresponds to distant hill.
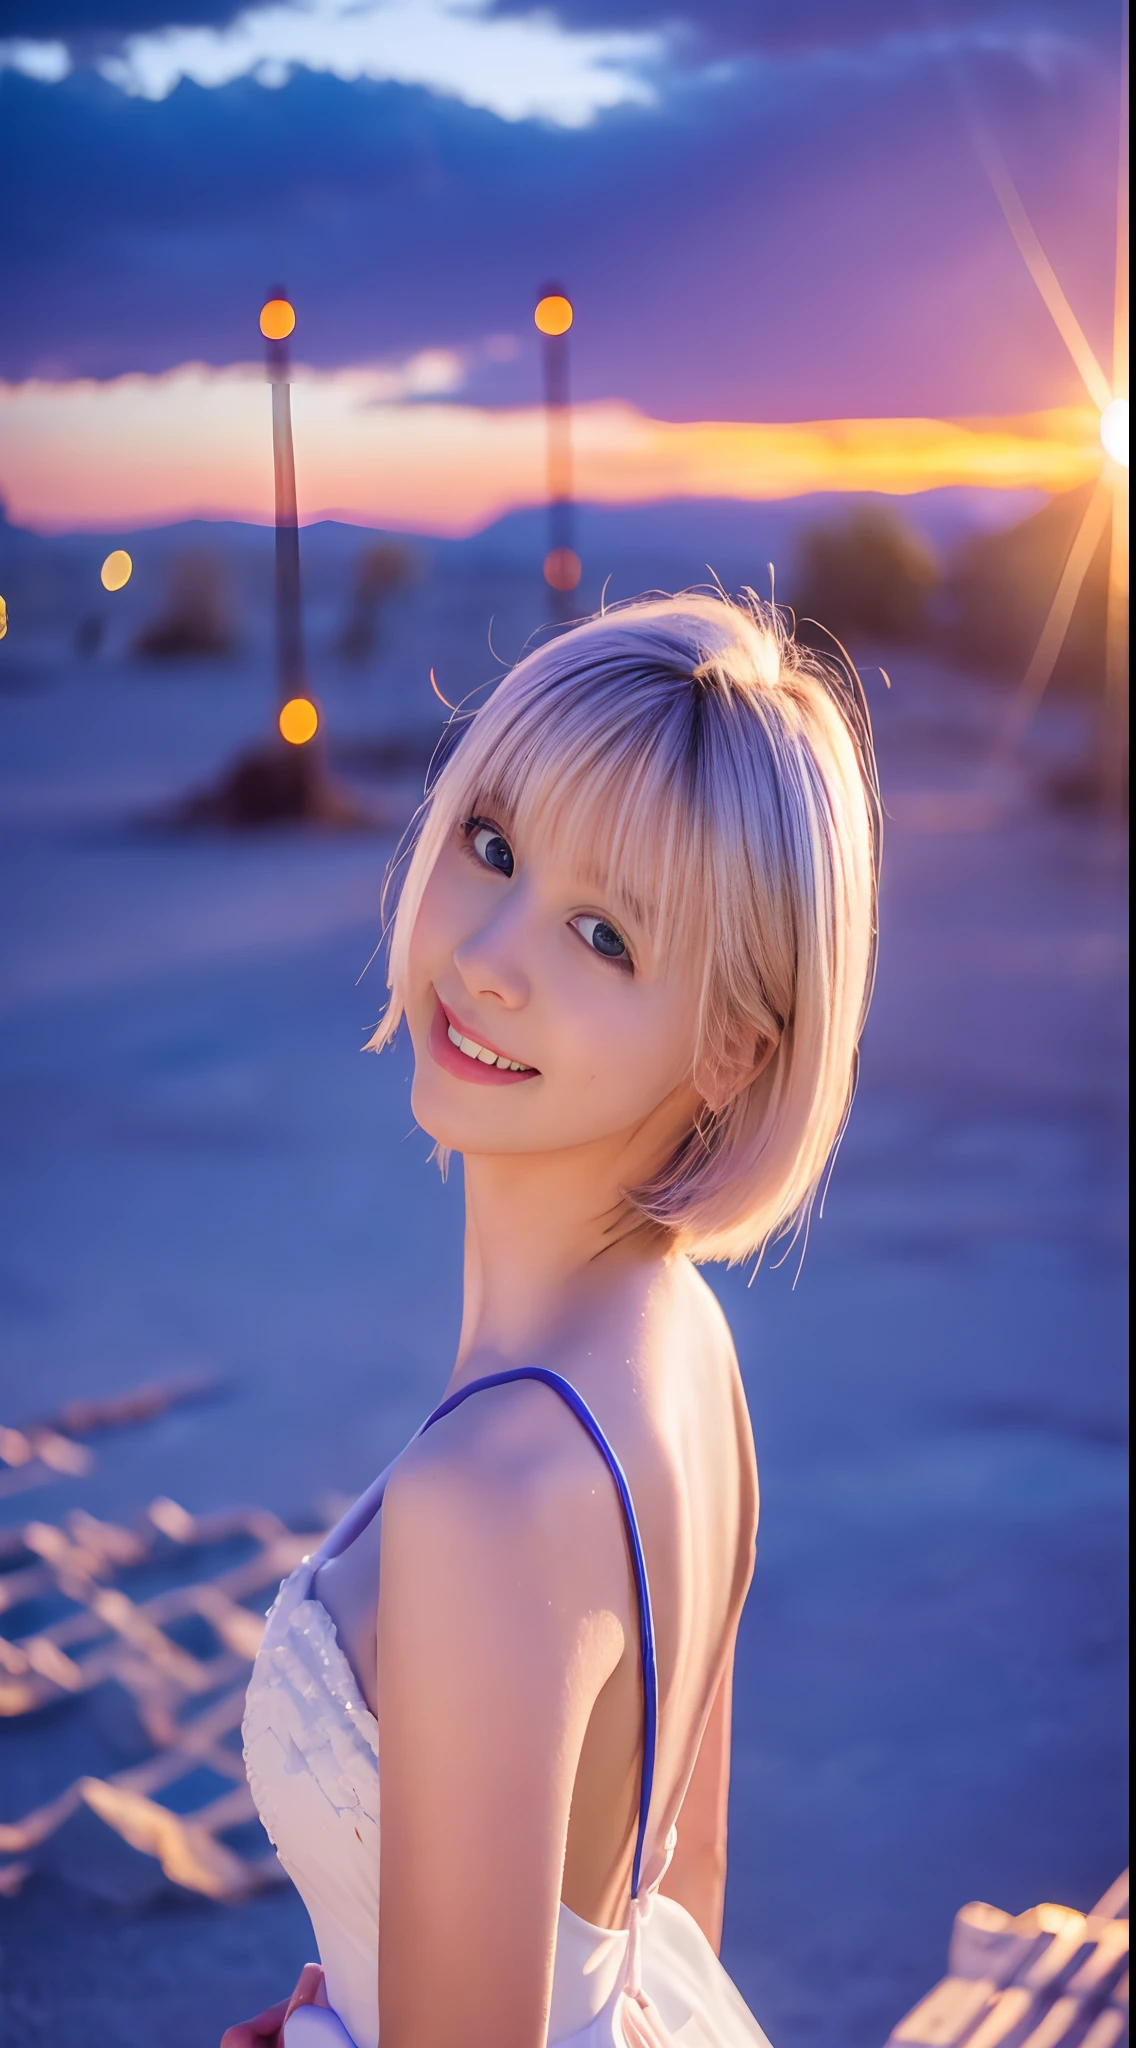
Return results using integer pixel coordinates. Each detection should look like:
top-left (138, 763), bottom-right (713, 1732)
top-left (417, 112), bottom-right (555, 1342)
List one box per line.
top-left (0, 486), bottom-right (1049, 690)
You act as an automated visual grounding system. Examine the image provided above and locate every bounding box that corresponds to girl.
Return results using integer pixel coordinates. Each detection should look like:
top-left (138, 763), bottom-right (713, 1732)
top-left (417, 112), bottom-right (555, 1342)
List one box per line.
top-left (226, 590), bottom-right (879, 2048)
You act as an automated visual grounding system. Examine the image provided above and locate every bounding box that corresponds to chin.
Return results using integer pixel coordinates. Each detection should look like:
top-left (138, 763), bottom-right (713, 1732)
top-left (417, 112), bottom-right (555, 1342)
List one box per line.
top-left (408, 1067), bottom-right (507, 1151)
top-left (408, 1061), bottom-right (449, 1143)
top-left (410, 1089), bottom-right (521, 1157)
top-left (408, 1075), bottom-right (455, 1150)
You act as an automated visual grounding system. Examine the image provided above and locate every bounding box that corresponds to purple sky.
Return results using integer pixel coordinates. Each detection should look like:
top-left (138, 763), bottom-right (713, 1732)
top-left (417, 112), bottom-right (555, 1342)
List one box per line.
top-left (0, 0), bottom-right (1126, 420)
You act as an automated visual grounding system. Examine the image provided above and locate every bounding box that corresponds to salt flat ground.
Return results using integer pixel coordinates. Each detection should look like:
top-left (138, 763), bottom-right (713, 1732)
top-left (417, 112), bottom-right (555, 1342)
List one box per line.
top-left (0, 539), bottom-right (1127, 2047)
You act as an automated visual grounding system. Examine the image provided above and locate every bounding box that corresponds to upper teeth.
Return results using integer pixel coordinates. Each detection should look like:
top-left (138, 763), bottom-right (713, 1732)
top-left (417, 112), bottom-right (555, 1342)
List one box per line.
top-left (448, 1023), bottom-right (530, 1071)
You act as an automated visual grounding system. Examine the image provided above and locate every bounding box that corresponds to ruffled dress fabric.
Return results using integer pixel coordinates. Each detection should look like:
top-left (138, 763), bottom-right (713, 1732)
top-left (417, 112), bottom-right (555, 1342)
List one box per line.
top-left (243, 1558), bottom-right (773, 2047)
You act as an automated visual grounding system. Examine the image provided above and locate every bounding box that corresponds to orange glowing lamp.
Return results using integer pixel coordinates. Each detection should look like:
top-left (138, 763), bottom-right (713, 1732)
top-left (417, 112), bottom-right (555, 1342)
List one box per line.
top-left (535, 294), bottom-right (573, 337)
top-left (0, 595), bottom-right (7, 640)
top-left (100, 549), bottom-right (133, 592)
top-left (543, 547), bottom-right (581, 593)
top-left (260, 298), bottom-right (297, 341)
top-left (279, 696), bottom-right (319, 746)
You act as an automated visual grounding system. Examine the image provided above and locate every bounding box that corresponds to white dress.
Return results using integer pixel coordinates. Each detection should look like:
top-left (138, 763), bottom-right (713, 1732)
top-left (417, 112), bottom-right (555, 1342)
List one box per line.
top-left (242, 1367), bottom-right (775, 2048)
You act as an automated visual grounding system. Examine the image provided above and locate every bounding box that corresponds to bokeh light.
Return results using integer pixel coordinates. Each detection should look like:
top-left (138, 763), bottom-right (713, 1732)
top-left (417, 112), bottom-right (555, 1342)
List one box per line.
top-left (544, 547), bottom-right (581, 592)
top-left (278, 695), bottom-right (319, 745)
top-left (1100, 397), bottom-right (1129, 468)
top-left (0, 595), bottom-right (7, 641)
top-left (534, 294), bottom-right (573, 336)
top-left (260, 298), bottom-right (297, 341)
top-left (100, 549), bottom-right (133, 592)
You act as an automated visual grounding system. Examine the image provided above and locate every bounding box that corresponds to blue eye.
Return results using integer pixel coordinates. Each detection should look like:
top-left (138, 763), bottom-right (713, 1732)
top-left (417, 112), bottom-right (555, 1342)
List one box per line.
top-left (470, 823), bottom-right (514, 876)
top-left (572, 914), bottom-right (629, 963)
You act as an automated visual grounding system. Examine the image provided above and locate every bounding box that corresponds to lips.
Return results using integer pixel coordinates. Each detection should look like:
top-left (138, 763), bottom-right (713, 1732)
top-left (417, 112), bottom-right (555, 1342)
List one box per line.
top-left (427, 996), bottom-right (539, 1087)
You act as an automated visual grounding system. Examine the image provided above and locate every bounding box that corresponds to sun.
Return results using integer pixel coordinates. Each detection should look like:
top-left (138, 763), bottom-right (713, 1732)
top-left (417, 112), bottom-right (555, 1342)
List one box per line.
top-left (972, 47), bottom-right (1128, 794)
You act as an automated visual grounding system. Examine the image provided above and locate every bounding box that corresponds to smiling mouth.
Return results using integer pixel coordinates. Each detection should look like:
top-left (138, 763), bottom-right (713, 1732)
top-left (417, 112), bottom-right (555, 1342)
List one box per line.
top-left (428, 996), bottom-right (539, 1084)
top-left (445, 1021), bottom-right (534, 1072)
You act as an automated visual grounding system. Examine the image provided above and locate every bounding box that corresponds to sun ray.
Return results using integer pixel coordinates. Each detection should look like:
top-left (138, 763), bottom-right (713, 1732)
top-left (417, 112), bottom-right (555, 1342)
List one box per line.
top-left (951, 13), bottom-right (1127, 792)
top-left (1102, 466), bottom-right (1129, 794)
top-left (971, 130), bottom-right (1113, 413)
top-left (1114, 7), bottom-right (1129, 400)
top-left (1003, 471), bottom-right (1113, 741)
top-left (1102, 7), bottom-right (1129, 803)
top-left (943, 34), bottom-right (1113, 405)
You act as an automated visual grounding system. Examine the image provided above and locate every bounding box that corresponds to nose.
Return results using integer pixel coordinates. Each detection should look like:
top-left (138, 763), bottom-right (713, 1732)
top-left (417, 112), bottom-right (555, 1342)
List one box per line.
top-left (452, 885), bottom-right (532, 1011)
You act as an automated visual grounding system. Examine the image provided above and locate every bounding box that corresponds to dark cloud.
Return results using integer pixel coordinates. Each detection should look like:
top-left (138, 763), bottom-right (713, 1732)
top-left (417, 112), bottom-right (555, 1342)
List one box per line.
top-left (0, 1), bottom-right (240, 30)
top-left (4, 0), bottom-right (1123, 54)
top-left (491, 0), bottom-right (1123, 57)
top-left (1, 22), bottom-right (1122, 422)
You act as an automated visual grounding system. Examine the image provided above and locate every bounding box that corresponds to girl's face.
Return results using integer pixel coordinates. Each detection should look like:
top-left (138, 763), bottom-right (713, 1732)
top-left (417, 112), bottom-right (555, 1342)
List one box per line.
top-left (405, 804), bottom-right (703, 1164)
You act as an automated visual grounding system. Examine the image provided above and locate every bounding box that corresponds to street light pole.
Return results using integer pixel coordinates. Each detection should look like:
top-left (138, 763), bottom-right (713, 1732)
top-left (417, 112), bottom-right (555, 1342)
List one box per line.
top-left (261, 291), bottom-right (307, 708)
top-left (534, 285), bottom-right (580, 620)
top-left (166, 290), bottom-right (366, 825)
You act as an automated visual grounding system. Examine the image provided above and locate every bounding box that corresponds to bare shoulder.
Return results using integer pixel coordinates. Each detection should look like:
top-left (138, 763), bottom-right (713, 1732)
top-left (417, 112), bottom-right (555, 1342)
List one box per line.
top-left (680, 1257), bottom-right (741, 1367)
top-left (380, 1373), bottom-right (633, 1619)
top-left (676, 1259), bottom-right (759, 1532)
top-left (389, 1369), bottom-right (615, 1507)
top-left (679, 1260), bottom-right (754, 1416)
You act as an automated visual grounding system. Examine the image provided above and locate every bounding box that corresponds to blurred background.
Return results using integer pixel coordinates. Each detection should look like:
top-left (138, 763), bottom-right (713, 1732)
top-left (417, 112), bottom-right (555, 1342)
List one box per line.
top-left (0, 2), bottom-right (1128, 2044)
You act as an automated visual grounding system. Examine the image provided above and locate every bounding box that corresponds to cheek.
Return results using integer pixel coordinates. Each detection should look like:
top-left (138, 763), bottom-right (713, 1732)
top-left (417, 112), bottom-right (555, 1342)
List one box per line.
top-left (551, 978), bottom-right (694, 1112)
top-left (406, 862), bottom-right (458, 987)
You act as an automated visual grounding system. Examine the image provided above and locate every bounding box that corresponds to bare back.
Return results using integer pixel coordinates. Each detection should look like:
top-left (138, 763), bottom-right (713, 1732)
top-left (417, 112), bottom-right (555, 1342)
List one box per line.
top-left (317, 1248), bottom-right (757, 1938)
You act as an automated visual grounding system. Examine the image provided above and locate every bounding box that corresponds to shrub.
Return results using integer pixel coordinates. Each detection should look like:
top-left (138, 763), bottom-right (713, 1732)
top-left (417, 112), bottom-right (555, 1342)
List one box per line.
top-left (133, 553), bottom-right (235, 660)
top-left (790, 503), bottom-right (939, 646)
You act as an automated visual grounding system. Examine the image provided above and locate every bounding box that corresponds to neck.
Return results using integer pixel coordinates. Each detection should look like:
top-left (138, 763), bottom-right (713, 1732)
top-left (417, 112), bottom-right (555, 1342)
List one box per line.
top-left (454, 1135), bottom-right (674, 1371)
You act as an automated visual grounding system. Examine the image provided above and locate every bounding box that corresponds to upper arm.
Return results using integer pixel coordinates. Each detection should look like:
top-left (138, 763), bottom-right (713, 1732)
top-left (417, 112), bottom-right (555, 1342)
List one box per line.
top-left (658, 1645), bottom-right (735, 1953)
top-left (375, 1414), bottom-right (629, 2048)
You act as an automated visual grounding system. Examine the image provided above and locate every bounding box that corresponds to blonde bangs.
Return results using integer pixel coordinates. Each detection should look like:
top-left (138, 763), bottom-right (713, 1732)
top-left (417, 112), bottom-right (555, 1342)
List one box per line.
top-left (469, 699), bottom-right (708, 972)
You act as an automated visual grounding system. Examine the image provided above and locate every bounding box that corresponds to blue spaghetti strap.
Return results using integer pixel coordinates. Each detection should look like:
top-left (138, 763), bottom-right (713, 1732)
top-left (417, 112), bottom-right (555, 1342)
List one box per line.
top-left (418, 1366), bottom-right (659, 1903)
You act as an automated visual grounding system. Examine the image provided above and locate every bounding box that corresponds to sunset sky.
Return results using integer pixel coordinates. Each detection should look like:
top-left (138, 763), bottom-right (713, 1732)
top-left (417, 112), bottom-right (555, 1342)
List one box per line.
top-left (0, 0), bottom-right (1124, 532)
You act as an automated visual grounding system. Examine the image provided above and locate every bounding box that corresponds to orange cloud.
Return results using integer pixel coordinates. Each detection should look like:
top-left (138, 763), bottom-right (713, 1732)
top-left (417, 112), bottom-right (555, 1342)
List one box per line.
top-left (0, 362), bottom-right (1101, 535)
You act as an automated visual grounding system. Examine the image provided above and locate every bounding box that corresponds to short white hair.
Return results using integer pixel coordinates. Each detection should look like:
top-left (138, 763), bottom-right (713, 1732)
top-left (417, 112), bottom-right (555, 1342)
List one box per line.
top-left (370, 591), bottom-right (880, 1265)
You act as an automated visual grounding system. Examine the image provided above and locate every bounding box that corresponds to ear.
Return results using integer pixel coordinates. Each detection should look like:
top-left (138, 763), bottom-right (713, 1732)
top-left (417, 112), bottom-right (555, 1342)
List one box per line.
top-left (694, 1035), bottom-right (777, 1116)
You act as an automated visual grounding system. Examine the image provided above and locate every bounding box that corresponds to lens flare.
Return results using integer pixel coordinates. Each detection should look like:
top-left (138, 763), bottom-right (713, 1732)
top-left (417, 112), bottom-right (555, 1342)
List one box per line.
top-left (279, 696), bottom-right (319, 745)
top-left (544, 547), bottom-right (581, 592)
top-left (0, 595), bottom-right (7, 640)
top-left (100, 549), bottom-right (133, 592)
top-left (260, 298), bottom-right (297, 341)
top-left (534, 295), bottom-right (573, 337)
top-left (1100, 398), bottom-right (1129, 467)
